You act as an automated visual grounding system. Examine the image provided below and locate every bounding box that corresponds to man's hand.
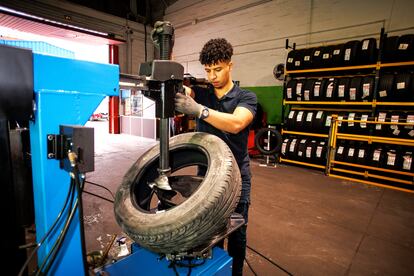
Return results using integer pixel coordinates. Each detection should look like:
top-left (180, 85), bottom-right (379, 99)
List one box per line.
top-left (175, 93), bottom-right (203, 117)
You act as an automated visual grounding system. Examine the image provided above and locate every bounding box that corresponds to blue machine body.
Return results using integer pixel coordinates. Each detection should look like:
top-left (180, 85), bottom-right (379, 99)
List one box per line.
top-left (30, 53), bottom-right (119, 275)
top-left (97, 244), bottom-right (232, 276)
top-left (29, 52), bottom-right (232, 276)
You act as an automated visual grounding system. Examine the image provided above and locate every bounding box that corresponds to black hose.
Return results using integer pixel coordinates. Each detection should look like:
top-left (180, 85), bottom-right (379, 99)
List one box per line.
top-left (17, 181), bottom-right (75, 276)
top-left (247, 245), bottom-right (293, 276)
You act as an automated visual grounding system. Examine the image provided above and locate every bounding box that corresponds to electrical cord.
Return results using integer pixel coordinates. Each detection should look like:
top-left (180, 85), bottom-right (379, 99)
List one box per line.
top-left (247, 245), bottom-right (293, 276)
top-left (37, 152), bottom-right (87, 275)
top-left (83, 190), bottom-right (114, 203)
top-left (245, 257), bottom-right (258, 276)
top-left (35, 178), bottom-right (78, 275)
top-left (85, 180), bottom-right (115, 200)
top-left (17, 180), bottom-right (76, 276)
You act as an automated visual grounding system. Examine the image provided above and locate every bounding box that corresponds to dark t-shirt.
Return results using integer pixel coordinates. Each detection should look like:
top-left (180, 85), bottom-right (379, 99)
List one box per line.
top-left (193, 84), bottom-right (257, 202)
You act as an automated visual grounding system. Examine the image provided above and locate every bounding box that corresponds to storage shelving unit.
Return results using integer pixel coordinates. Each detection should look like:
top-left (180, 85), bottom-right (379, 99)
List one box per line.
top-left (280, 30), bottom-right (414, 193)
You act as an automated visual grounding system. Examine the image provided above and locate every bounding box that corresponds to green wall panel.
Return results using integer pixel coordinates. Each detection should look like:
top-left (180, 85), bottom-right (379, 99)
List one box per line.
top-left (242, 86), bottom-right (283, 125)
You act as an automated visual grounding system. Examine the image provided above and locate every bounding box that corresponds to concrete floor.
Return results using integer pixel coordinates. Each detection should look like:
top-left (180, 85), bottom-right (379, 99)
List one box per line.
top-left (83, 121), bottom-right (414, 275)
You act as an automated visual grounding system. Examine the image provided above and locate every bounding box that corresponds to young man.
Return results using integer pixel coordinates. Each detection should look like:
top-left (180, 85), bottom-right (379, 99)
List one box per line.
top-left (175, 38), bottom-right (257, 276)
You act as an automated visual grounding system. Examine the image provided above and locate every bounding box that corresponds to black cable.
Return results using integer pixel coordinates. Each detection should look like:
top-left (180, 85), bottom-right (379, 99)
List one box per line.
top-left (247, 245), bottom-right (293, 276)
top-left (187, 259), bottom-right (192, 276)
top-left (83, 190), bottom-right (114, 203)
top-left (17, 180), bottom-right (76, 276)
top-left (41, 167), bottom-right (88, 275)
top-left (245, 257), bottom-right (258, 276)
top-left (74, 171), bottom-right (88, 276)
top-left (85, 180), bottom-right (115, 200)
top-left (35, 178), bottom-right (78, 275)
top-left (168, 261), bottom-right (180, 276)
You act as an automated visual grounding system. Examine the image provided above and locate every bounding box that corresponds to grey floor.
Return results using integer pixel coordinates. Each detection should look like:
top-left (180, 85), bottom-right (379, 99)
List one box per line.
top-left (84, 121), bottom-right (414, 276)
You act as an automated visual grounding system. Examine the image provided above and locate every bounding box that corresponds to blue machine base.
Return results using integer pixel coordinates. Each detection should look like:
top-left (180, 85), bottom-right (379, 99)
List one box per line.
top-left (96, 244), bottom-right (232, 276)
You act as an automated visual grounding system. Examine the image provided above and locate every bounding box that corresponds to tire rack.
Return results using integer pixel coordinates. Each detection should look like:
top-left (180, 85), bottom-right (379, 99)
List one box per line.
top-left (327, 117), bottom-right (414, 193)
top-left (281, 38), bottom-right (414, 192)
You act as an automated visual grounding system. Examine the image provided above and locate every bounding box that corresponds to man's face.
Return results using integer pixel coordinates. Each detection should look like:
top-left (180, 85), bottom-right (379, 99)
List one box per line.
top-left (204, 60), bottom-right (232, 89)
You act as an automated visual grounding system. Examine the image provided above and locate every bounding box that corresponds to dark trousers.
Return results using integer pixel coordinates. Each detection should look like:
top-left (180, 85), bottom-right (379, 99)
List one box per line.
top-left (227, 201), bottom-right (250, 276)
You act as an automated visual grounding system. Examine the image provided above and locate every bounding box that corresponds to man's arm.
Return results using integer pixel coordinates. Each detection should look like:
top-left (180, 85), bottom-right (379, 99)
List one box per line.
top-left (175, 90), bottom-right (254, 134)
top-left (203, 107), bottom-right (253, 134)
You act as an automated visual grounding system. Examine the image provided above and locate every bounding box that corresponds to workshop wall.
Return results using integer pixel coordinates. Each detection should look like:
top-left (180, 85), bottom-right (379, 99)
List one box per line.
top-left (164, 0), bottom-right (414, 87)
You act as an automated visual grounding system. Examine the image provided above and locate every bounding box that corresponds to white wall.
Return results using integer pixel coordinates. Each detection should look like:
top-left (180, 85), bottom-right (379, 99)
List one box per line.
top-left (164, 0), bottom-right (414, 87)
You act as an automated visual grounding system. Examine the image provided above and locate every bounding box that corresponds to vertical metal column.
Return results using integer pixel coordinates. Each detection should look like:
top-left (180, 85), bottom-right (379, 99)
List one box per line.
top-left (109, 44), bottom-right (120, 134)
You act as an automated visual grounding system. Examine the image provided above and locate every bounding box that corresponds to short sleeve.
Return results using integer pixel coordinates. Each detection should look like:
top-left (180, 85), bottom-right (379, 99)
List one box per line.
top-left (238, 90), bottom-right (257, 118)
top-left (192, 85), bottom-right (208, 104)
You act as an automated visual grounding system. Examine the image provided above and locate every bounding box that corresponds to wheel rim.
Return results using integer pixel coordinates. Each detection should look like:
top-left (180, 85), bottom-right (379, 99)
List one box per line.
top-left (130, 144), bottom-right (209, 214)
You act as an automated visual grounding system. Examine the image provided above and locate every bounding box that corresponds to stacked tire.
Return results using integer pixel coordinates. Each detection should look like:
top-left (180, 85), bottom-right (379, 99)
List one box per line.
top-left (286, 37), bottom-right (378, 70)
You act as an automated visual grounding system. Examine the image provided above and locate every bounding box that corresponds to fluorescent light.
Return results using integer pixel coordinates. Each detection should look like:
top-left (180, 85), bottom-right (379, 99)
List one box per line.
top-left (0, 5), bottom-right (108, 36)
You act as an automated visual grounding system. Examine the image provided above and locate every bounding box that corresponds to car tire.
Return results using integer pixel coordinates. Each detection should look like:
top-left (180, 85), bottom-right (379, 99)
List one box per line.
top-left (254, 127), bottom-right (282, 155)
top-left (114, 132), bottom-right (241, 254)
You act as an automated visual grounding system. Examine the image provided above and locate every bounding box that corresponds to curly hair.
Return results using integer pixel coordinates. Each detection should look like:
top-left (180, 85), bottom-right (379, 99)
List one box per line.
top-left (199, 38), bottom-right (233, 65)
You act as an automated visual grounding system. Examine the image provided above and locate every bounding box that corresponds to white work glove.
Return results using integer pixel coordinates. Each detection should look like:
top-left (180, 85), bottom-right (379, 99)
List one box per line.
top-left (174, 93), bottom-right (203, 117)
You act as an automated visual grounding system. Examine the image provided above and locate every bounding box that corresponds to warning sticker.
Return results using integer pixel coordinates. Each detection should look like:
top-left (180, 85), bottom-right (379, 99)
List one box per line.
top-left (387, 152), bottom-right (396, 166)
top-left (338, 116), bottom-right (343, 127)
top-left (288, 111), bottom-right (295, 119)
top-left (360, 114), bottom-right (368, 128)
top-left (348, 113), bottom-right (355, 127)
top-left (325, 116), bottom-right (332, 127)
top-left (304, 55), bottom-right (310, 61)
top-left (379, 90), bottom-right (387, 98)
top-left (397, 82), bottom-right (405, 90)
top-left (316, 111), bottom-right (323, 119)
top-left (362, 40), bottom-right (370, 50)
top-left (297, 111), bottom-right (304, 121)
top-left (349, 88), bottom-right (356, 100)
top-left (348, 148), bottom-right (355, 156)
top-left (362, 83), bottom-right (370, 99)
top-left (288, 58), bottom-right (293, 63)
top-left (289, 139), bottom-right (297, 152)
top-left (326, 83), bottom-right (333, 98)
top-left (373, 150), bottom-right (381, 161)
top-left (316, 146), bottom-right (322, 158)
top-left (333, 49), bottom-right (341, 55)
top-left (358, 149), bottom-right (365, 158)
top-left (403, 155), bottom-right (412, 170)
top-left (323, 53), bottom-right (330, 59)
top-left (314, 50), bottom-right (320, 56)
top-left (306, 147), bottom-right (312, 158)
top-left (297, 83), bottom-right (303, 95)
top-left (314, 84), bottom-right (320, 97)
top-left (304, 90), bottom-right (310, 101)
top-left (338, 85), bottom-right (345, 97)
top-left (344, 48), bottom-right (351, 60)
top-left (390, 115), bottom-right (399, 130)
top-left (306, 112), bottom-right (313, 122)
top-left (376, 112), bottom-right (386, 130)
top-left (281, 143), bottom-right (287, 154)
top-left (287, 88), bottom-right (292, 99)
top-left (337, 146), bottom-right (344, 154)
top-left (405, 115), bottom-right (414, 130)
top-left (398, 43), bottom-right (409, 50)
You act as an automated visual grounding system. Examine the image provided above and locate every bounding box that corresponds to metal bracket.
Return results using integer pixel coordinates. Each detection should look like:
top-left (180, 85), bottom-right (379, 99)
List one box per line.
top-left (165, 213), bottom-right (245, 261)
top-left (46, 134), bottom-right (71, 160)
top-left (46, 125), bottom-right (94, 173)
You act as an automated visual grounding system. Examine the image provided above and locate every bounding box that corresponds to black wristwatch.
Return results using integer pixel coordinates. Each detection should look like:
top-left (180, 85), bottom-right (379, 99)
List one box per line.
top-left (199, 106), bottom-right (209, 120)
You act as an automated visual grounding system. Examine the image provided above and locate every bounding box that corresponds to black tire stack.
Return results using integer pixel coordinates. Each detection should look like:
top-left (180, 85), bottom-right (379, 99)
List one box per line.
top-left (282, 33), bottom-right (414, 189)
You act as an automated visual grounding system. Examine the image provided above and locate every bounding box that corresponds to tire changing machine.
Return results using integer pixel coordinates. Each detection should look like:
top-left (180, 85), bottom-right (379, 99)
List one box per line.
top-left (1, 22), bottom-right (243, 275)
